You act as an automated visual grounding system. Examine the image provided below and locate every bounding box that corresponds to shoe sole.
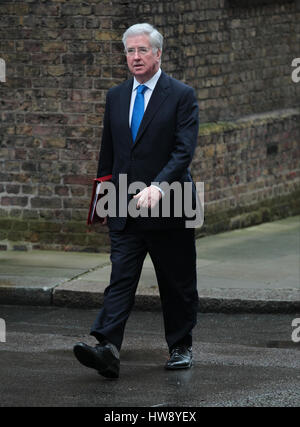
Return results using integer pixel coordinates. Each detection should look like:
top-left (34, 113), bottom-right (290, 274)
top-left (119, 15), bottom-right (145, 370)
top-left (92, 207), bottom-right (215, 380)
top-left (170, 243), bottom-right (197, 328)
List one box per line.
top-left (164, 360), bottom-right (193, 370)
top-left (73, 344), bottom-right (119, 379)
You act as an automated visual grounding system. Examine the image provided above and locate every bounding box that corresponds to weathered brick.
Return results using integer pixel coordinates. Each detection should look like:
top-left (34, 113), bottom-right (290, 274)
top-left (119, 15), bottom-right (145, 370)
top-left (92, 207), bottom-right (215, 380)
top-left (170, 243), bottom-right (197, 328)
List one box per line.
top-left (42, 42), bottom-right (67, 53)
top-left (64, 175), bottom-right (91, 185)
top-left (31, 197), bottom-right (62, 209)
top-left (71, 186), bottom-right (86, 197)
top-left (1, 197), bottom-right (28, 207)
top-left (25, 113), bottom-right (68, 125)
top-left (0, 3), bottom-right (29, 16)
top-left (30, 3), bottom-right (60, 16)
top-left (85, 17), bottom-right (101, 29)
top-left (61, 102), bottom-right (93, 114)
top-left (67, 115), bottom-right (86, 126)
top-left (6, 184), bottom-right (20, 194)
top-left (61, 4), bottom-right (92, 16)
top-left (4, 161), bottom-right (20, 172)
top-left (63, 198), bottom-right (88, 209)
top-left (43, 136), bottom-right (66, 149)
top-left (62, 29), bottom-right (92, 40)
top-left (38, 185), bottom-right (54, 196)
top-left (62, 53), bottom-right (94, 65)
top-left (64, 126), bottom-right (93, 138)
top-left (55, 186), bottom-right (69, 197)
top-left (86, 114), bottom-right (102, 126)
top-left (94, 79), bottom-right (120, 90)
top-left (94, 4), bottom-right (114, 16)
top-left (46, 66), bottom-right (68, 77)
top-left (95, 30), bottom-right (122, 41)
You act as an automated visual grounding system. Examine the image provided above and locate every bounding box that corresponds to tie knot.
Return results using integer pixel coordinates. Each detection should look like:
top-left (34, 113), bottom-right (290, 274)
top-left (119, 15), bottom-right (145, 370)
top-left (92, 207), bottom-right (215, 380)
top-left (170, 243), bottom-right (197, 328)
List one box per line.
top-left (137, 84), bottom-right (147, 95)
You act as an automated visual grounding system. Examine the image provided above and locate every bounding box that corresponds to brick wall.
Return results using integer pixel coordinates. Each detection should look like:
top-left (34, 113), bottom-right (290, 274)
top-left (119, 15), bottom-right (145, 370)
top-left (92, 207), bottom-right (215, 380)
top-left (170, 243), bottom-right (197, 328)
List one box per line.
top-left (0, 0), bottom-right (299, 251)
top-left (193, 109), bottom-right (300, 235)
top-left (123, 0), bottom-right (300, 121)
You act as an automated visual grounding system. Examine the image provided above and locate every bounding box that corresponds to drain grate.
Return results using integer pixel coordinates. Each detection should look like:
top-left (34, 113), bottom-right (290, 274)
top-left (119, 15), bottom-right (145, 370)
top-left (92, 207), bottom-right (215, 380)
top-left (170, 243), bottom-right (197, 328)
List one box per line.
top-left (267, 340), bottom-right (300, 350)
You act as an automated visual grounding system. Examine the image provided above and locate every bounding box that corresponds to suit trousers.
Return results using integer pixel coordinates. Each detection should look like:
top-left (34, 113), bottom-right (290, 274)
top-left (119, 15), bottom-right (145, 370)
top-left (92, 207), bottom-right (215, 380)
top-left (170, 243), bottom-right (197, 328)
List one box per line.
top-left (90, 225), bottom-right (199, 351)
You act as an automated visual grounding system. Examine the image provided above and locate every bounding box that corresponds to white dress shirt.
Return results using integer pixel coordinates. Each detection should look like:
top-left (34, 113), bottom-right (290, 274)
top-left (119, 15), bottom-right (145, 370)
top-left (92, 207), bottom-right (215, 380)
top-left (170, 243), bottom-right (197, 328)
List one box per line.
top-left (129, 68), bottom-right (162, 126)
top-left (129, 68), bottom-right (164, 197)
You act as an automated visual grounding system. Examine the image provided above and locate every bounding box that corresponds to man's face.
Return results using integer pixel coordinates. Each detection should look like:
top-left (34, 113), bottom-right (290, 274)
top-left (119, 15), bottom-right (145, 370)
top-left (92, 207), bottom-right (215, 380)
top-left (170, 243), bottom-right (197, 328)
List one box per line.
top-left (125, 34), bottom-right (162, 83)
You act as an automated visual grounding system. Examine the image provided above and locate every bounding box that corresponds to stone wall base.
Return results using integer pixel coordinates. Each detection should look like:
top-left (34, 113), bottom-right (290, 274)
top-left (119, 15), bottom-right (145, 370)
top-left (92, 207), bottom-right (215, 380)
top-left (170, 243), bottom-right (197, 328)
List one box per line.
top-left (1, 109), bottom-right (299, 252)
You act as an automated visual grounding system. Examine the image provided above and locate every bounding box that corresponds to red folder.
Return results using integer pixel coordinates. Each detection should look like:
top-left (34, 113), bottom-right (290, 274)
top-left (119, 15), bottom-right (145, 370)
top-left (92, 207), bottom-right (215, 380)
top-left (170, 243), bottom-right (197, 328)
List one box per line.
top-left (87, 175), bottom-right (112, 225)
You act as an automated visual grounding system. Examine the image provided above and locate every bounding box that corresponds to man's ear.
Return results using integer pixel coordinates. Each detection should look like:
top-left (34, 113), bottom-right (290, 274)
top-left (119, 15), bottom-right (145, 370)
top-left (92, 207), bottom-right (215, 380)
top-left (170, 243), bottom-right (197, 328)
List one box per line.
top-left (156, 49), bottom-right (162, 62)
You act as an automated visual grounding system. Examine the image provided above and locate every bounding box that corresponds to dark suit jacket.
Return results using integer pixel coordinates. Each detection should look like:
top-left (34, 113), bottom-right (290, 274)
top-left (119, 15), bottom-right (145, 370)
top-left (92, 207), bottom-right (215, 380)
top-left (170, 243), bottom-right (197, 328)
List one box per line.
top-left (96, 71), bottom-right (199, 231)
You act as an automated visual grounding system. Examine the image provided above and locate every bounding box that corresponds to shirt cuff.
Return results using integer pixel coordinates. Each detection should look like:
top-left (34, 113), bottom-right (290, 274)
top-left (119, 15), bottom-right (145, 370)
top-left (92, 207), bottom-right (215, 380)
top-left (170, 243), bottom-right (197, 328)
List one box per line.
top-left (151, 184), bottom-right (165, 197)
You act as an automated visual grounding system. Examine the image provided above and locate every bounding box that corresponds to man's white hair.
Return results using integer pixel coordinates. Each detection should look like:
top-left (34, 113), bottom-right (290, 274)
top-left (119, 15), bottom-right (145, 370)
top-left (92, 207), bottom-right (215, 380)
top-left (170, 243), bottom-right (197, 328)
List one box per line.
top-left (122, 23), bottom-right (163, 52)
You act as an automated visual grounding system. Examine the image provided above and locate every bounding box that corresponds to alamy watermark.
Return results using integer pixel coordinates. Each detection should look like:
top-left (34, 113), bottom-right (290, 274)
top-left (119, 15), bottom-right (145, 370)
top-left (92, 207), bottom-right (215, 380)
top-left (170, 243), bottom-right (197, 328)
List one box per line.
top-left (291, 318), bottom-right (300, 343)
top-left (96, 175), bottom-right (204, 228)
top-left (0, 58), bottom-right (6, 83)
top-left (291, 58), bottom-right (300, 83)
top-left (0, 318), bottom-right (6, 343)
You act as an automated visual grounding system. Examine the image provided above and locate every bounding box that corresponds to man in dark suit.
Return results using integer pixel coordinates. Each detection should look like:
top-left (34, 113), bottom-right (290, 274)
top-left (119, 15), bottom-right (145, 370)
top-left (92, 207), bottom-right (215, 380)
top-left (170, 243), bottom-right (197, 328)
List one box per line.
top-left (74, 23), bottom-right (199, 379)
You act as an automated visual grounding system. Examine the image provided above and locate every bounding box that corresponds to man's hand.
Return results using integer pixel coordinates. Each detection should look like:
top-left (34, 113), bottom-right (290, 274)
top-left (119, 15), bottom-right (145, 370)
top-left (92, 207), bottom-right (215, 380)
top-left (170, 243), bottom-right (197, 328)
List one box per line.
top-left (133, 185), bottom-right (162, 209)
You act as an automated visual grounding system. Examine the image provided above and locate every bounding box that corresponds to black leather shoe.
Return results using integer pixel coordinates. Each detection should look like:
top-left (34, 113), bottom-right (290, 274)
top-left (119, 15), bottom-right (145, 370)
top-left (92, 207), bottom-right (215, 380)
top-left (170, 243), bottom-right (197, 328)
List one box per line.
top-left (73, 341), bottom-right (120, 379)
top-left (165, 346), bottom-right (193, 370)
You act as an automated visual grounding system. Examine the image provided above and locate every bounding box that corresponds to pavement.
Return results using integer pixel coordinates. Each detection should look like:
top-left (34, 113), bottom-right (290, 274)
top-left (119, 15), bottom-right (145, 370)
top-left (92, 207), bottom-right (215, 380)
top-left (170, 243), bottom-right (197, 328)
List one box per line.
top-left (1, 306), bottom-right (300, 407)
top-left (0, 216), bottom-right (299, 313)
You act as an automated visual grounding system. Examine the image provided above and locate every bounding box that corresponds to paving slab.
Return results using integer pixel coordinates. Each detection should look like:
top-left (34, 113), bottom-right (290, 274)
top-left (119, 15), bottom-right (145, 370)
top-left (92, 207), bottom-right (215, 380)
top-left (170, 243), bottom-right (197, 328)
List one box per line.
top-left (0, 216), bottom-right (299, 312)
top-left (53, 216), bottom-right (300, 312)
top-left (0, 251), bottom-right (110, 305)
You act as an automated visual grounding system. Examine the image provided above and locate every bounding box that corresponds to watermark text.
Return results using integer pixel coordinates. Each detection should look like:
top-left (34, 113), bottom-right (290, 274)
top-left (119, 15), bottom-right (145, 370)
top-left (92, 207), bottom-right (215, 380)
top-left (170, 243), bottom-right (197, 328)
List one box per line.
top-left (95, 175), bottom-right (204, 228)
top-left (291, 58), bottom-right (300, 83)
top-left (0, 58), bottom-right (6, 83)
top-left (291, 318), bottom-right (300, 343)
top-left (0, 318), bottom-right (6, 343)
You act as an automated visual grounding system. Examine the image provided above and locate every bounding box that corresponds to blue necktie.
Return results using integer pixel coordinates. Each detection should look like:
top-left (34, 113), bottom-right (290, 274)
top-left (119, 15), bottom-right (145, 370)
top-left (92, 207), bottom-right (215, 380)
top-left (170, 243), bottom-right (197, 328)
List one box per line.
top-left (131, 84), bottom-right (147, 142)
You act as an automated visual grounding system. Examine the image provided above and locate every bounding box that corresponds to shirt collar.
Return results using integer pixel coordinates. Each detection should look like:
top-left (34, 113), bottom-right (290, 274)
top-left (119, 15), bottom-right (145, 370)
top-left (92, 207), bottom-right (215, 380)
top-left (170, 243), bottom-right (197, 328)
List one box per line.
top-left (133, 68), bottom-right (162, 92)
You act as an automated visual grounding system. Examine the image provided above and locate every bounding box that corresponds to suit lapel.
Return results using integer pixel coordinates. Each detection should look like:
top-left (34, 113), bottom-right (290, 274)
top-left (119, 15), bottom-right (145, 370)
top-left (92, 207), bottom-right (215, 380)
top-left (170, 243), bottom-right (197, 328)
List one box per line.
top-left (119, 77), bottom-right (134, 148)
top-left (132, 72), bottom-right (170, 148)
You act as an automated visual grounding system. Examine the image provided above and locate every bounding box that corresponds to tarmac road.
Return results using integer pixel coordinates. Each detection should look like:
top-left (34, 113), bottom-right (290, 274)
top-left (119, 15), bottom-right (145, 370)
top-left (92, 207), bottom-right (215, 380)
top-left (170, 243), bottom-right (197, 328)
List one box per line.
top-left (0, 305), bottom-right (300, 407)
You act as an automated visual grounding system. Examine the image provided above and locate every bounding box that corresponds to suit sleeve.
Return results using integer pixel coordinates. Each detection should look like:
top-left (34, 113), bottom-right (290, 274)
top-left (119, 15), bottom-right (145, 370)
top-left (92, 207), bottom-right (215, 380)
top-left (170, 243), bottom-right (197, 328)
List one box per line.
top-left (96, 91), bottom-right (114, 178)
top-left (153, 86), bottom-right (199, 184)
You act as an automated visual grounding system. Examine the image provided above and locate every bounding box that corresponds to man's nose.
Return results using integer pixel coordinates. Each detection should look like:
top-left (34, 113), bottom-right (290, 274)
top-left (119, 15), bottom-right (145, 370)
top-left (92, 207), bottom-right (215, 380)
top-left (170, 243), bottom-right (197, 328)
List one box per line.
top-left (133, 50), bottom-right (142, 58)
